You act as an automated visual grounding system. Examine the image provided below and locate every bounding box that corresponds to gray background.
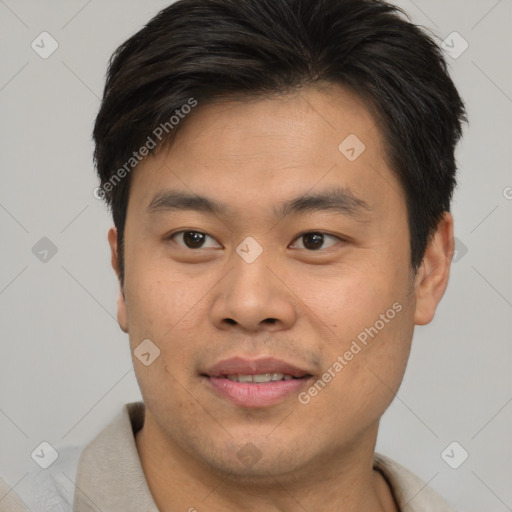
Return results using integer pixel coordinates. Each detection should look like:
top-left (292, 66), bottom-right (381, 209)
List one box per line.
top-left (0, 1), bottom-right (511, 510)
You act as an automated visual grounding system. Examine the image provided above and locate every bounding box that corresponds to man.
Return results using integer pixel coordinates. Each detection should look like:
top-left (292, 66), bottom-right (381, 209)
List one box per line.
top-left (21, 0), bottom-right (466, 510)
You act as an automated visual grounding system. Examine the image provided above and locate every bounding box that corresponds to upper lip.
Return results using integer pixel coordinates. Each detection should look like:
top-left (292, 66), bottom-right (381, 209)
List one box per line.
top-left (204, 357), bottom-right (312, 378)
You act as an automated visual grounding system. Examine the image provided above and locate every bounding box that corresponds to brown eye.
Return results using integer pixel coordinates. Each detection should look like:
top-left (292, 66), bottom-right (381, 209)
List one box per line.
top-left (291, 232), bottom-right (340, 251)
top-left (183, 231), bottom-right (206, 248)
top-left (302, 233), bottom-right (324, 250)
top-left (171, 231), bottom-right (221, 249)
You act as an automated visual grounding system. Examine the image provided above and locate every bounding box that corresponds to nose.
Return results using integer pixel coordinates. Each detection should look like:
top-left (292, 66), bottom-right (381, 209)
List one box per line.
top-left (209, 248), bottom-right (297, 333)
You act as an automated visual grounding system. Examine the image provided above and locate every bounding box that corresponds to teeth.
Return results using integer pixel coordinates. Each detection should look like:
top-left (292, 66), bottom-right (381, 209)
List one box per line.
top-left (224, 373), bottom-right (293, 383)
top-left (252, 373), bottom-right (273, 383)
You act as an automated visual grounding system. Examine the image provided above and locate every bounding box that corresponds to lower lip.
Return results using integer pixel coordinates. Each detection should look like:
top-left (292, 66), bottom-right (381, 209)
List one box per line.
top-left (205, 376), bottom-right (310, 408)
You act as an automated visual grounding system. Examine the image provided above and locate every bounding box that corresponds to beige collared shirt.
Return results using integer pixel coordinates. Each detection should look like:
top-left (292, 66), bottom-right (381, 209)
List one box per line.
top-left (16, 401), bottom-right (458, 511)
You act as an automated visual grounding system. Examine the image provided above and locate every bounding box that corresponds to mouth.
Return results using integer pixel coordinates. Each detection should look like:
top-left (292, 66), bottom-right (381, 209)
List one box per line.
top-left (202, 357), bottom-right (314, 408)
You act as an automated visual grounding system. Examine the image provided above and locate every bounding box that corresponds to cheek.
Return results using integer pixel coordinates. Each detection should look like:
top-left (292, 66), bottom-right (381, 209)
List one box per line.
top-left (123, 258), bottom-right (220, 396)
top-left (291, 262), bottom-right (414, 410)
top-left (124, 255), bottom-right (208, 339)
top-left (299, 300), bottom-right (414, 440)
top-left (287, 258), bottom-right (409, 335)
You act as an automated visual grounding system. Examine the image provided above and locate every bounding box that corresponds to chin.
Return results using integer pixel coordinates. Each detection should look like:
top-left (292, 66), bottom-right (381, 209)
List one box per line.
top-left (196, 435), bottom-right (316, 484)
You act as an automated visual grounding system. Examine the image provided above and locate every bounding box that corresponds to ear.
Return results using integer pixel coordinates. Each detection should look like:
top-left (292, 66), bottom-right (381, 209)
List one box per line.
top-left (108, 227), bottom-right (129, 333)
top-left (414, 212), bottom-right (454, 325)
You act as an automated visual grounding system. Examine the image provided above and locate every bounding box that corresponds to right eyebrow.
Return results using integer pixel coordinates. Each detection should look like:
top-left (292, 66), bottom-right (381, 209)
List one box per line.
top-left (145, 190), bottom-right (226, 216)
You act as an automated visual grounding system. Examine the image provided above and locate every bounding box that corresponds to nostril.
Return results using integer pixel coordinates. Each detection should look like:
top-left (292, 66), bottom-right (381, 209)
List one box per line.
top-left (224, 318), bottom-right (237, 325)
top-left (264, 318), bottom-right (277, 324)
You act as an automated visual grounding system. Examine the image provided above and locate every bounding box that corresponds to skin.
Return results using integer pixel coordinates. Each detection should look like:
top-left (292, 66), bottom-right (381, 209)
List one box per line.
top-left (107, 82), bottom-right (454, 512)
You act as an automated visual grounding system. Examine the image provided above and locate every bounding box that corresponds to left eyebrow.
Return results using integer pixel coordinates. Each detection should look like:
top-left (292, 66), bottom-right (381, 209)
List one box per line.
top-left (273, 186), bottom-right (372, 220)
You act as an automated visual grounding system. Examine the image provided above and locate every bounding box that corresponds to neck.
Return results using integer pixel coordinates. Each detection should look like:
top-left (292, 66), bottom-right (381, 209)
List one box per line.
top-left (135, 413), bottom-right (398, 512)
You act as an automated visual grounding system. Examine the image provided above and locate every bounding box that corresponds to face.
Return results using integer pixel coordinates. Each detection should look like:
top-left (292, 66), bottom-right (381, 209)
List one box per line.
top-left (108, 82), bottom-right (451, 483)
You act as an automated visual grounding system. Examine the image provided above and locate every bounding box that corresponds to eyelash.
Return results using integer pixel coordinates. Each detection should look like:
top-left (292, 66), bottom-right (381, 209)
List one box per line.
top-left (167, 230), bottom-right (344, 251)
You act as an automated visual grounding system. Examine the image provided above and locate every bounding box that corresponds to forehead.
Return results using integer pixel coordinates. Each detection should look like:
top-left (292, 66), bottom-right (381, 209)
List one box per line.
top-left (128, 82), bottom-right (402, 216)
top-left (166, 83), bottom-right (381, 164)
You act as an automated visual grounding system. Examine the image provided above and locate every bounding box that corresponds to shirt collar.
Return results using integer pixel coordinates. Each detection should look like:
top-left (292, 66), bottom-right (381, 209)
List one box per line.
top-left (74, 401), bottom-right (159, 512)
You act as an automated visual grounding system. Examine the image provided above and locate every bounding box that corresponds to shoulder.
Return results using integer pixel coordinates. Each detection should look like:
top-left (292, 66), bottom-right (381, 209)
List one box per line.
top-left (6, 403), bottom-right (143, 512)
top-left (17, 445), bottom-right (81, 512)
top-left (374, 453), bottom-right (458, 512)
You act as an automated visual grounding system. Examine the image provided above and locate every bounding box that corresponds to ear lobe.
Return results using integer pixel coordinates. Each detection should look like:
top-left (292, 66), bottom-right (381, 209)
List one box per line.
top-left (116, 288), bottom-right (129, 333)
top-left (108, 227), bottom-right (129, 333)
top-left (414, 212), bottom-right (454, 326)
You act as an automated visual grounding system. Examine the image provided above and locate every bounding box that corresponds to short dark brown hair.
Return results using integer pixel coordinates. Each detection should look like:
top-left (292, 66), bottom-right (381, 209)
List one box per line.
top-left (93, 0), bottom-right (466, 286)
